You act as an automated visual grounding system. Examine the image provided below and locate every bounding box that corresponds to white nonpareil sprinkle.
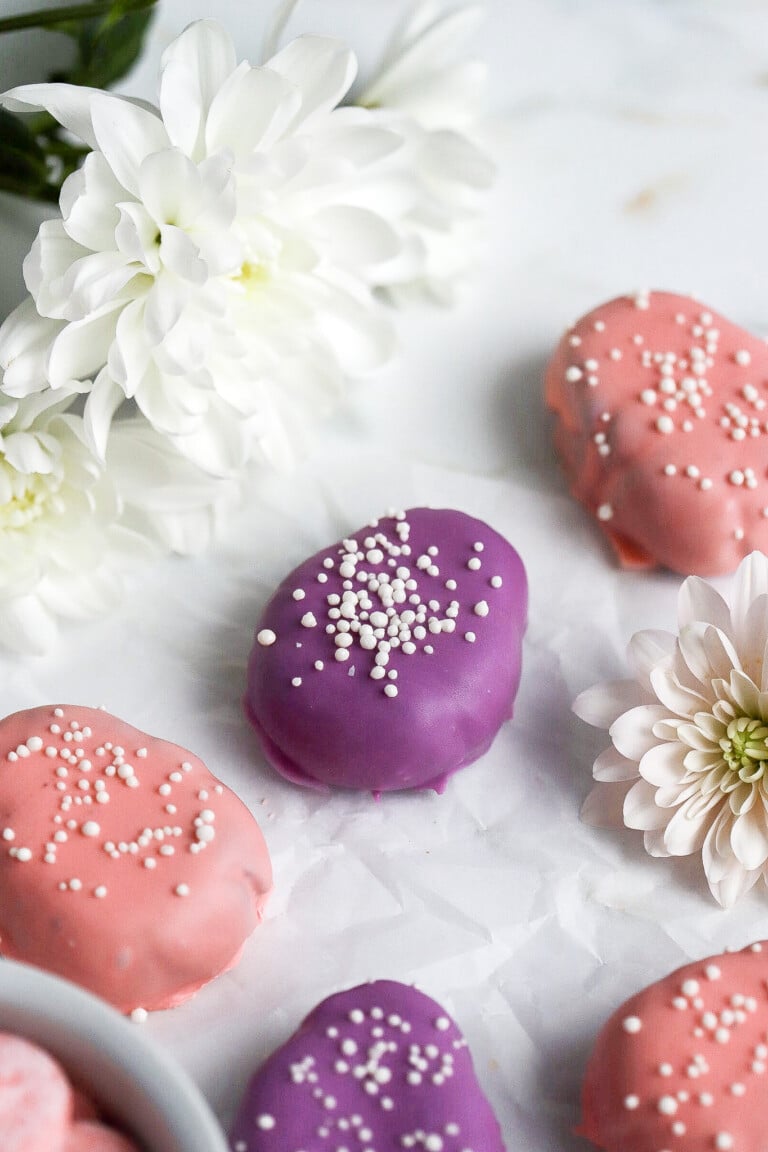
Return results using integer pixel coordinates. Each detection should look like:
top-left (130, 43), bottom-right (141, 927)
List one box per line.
top-left (622, 1016), bottom-right (642, 1034)
top-left (596, 503), bottom-right (613, 522)
top-left (256, 629), bottom-right (277, 646)
top-left (174, 883), bottom-right (190, 897)
top-left (81, 821), bottom-right (100, 838)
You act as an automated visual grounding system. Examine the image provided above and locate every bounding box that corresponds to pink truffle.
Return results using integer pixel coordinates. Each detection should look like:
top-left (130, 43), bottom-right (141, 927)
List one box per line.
top-left (579, 942), bottom-right (768, 1152)
top-left (545, 290), bottom-right (768, 574)
top-left (244, 507), bottom-right (527, 793)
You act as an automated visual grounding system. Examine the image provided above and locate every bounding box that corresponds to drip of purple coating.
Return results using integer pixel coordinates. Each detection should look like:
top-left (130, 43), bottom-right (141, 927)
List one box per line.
top-left (229, 980), bottom-right (507, 1152)
top-left (244, 507), bottom-right (527, 794)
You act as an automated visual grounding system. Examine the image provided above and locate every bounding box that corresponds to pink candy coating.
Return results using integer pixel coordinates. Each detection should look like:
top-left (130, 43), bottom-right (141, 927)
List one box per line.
top-left (545, 291), bottom-right (768, 574)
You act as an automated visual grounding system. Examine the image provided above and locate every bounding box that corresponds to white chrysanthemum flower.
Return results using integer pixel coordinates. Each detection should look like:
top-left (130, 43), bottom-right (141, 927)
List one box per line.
top-left (575, 553), bottom-right (768, 908)
top-left (0, 20), bottom-right (404, 474)
top-left (358, 0), bottom-right (495, 305)
top-left (0, 395), bottom-right (152, 653)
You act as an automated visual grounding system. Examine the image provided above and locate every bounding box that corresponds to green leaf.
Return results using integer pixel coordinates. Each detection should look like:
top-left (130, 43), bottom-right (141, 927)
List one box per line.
top-left (0, 1), bottom-right (159, 203)
top-left (0, 107), bottom-right (51, 198)
top-left (61, 6), bottom-right (157, 91)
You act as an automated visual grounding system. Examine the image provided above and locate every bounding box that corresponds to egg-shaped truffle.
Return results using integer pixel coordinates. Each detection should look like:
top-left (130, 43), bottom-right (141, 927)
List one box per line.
top-left (230, 980), bottom-right (506, 1152)
top-left (579, 942), bottom-right (768, 1152)
top-left (545, 291), bottom-right (768, 574)
top-left (0, 705), bottom-right (272, 1012)
top-left (244, 507), bottom-right (527, 793)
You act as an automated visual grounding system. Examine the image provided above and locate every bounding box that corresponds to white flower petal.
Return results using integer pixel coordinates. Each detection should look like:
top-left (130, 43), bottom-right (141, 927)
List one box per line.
top-left (677, 622), bottom-right (741, 686)
top-left (0, 300), bottom-right (62, 397)
top-left (676, 722), bottom-right (720, 752)
top-left (89, 91), bottom-right (170, 198)
top-left (308, 206), bottom-right (401, 271)
top-left (138, 148), bottom-right (201, 229)
top-left (206, 61), bottom-right (301, 158)
top-left (368, 2), bottom-right (483, 89)
top-left (83, 369), bottom-right (125, 459)
top-left (420, 129), bottom-right (495, 190)
top-left (1, 83), bottom-right (101, 148)
top-left (58, 251), bottom-right (137, 319)
top-left (638, 742), bottom-right (687, 787)
top-left (60, 152), bottom-right (123, 252)
top-left (107, 299), bottom-right (150, 397)
top-left (662, 796), bottom-right (714, 856)
top-left (573, 679), bottom-right (648, 728)
top-left (643, 828), bottom-right (670, 857)
top-left (580, 780), bottom-right (634, 829)
top-left (709, 864), bottom-right (760, 909)
top-left (159, 19), bottom-right (237, 158)
top-left (732, 552), bottom-right (768, 646)
top-left (169, 401), bottom-right (248, 476)
top-left (728, 669), bottom-right (761, 717)
top-left (627, 628), bottom-right (676, 686)
top-left (689, 713), bottom-right (725, 745)
top-left (159, 226), bottom-right (207, 284)
top-left (610, 704), bottom-right (674, 761)
top-left (678, 574), bottom-right (733, 635)
top-left (114, 202), bottom-right (161, 271)
top-left (143, 277), bottom-right (188, 345)
top-left (623, 779), bottom-right (670, 831)
top-left (23, 219), bottom-right (87, 316)
top-left (46, 305), bottom-right (120, 386)
top-left (314, 117), bottom-right (404, 169)
top-left (684, 747), bottom-right (722, 774)
top-left (650, 664), bottom-right (708, 717)
top-left (593, 746), bottom-right (639, 783)
top-left (655, 778), bottom-right (703, 809)
top-left (299, 276), bottom-right (395, 374)
top-left (266, 36), bottom-right (357, 132)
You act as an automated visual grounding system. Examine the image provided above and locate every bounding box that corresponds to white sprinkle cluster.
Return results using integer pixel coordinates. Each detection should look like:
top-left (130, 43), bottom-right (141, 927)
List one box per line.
top-left (274, 996), bottom-right (477, 1151)
top-left (0, 707), bottom-right (215, 905)
top-left (563, 299), bottom-right (768, 531)
top-left (264, 514), bottom-right (504, 701)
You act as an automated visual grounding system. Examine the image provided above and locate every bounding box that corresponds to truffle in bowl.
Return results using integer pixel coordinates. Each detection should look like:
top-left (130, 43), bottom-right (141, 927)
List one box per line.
top-left (0, 960), bottom-right (228, 1152)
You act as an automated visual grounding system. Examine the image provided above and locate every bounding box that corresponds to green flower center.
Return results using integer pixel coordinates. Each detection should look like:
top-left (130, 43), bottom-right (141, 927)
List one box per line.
top-left (719, 716), bottom-right (768, 782)
top-left (0, 460), bottom-right (60, 530)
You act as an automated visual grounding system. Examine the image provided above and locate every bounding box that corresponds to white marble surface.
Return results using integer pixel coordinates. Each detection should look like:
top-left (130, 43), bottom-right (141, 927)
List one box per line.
top-left (4, 2), bottom-right (768, 1149)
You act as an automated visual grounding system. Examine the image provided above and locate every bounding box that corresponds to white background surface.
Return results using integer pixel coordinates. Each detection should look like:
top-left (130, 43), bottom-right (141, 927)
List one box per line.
top-left (4, 2), bottom-right (768, 1148)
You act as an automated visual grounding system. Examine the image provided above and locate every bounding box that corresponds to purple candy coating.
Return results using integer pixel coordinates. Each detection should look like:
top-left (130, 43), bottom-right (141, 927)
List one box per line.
top-left (229, 980), bottom-right (506, 1152)
top-left (244, 508), bottom-right (527, 793)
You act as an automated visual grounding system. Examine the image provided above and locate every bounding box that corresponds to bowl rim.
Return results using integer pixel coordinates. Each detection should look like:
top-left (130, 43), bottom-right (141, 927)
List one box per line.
top-left (0, 959), bottom-right (229, 1152)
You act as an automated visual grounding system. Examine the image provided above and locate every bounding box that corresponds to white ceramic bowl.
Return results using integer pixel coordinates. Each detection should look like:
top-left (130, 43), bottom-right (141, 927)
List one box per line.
top-left (0, 959), bottom-right (229, 1152)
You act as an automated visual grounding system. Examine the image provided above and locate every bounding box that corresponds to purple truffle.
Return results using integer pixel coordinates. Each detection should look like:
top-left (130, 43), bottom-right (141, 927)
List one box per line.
top-left (244, 507), bottom-right (527, 793)
top-left (229, 980), bottom-right (506, 1152)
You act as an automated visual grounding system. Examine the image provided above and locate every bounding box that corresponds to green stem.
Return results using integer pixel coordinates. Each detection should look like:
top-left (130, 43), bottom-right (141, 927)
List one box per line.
top-left (0, 0), bottom-right (154, 35)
